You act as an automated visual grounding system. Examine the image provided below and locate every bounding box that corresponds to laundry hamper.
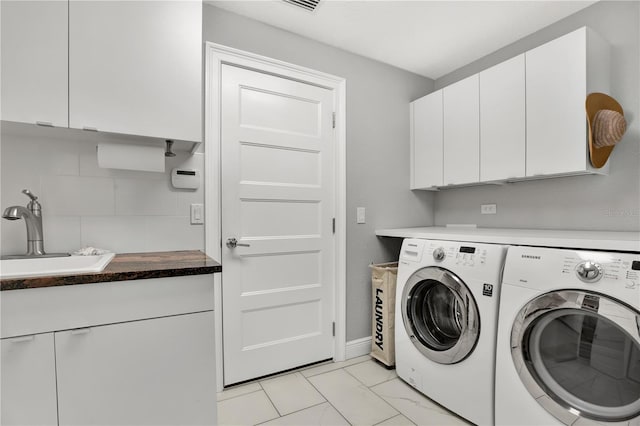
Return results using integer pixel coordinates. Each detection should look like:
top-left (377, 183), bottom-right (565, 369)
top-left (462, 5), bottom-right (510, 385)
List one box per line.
top-left (369, 262), bottom-right (398, 367)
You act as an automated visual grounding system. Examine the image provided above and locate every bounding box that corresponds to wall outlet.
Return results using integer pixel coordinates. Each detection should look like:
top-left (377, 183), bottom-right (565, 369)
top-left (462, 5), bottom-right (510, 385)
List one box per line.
top-left (481, 204), bottom-right (497, 215)
top-left (356, 207), bottom-right (366, 224)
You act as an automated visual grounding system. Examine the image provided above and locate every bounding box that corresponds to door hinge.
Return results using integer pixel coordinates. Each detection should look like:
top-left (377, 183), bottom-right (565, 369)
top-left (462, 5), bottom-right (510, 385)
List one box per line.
top-left (332, 322), bottom-right (335, 337)
top-left (332, 112), bottom-right (336, 129)
top-left (332, 218), bottom-right (336, 234)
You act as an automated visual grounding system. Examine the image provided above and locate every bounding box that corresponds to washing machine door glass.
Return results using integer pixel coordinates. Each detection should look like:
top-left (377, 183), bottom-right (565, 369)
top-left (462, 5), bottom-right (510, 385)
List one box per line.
top-left (512, 290), bottom-right (640, 424)
top-left (401, 266), bottom-right (480, 364)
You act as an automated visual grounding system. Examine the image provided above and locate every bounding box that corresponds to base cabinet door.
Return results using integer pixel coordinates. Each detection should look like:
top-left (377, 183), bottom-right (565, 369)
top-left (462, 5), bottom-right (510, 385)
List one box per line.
top-left (55, 311), bottom-right (216, 426)
top-left (0, 333), bottom-right (58, 426)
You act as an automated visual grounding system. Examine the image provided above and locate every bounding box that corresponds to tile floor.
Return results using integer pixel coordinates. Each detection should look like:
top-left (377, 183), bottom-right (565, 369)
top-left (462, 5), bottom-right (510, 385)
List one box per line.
top-left (217, 356), bottom-right (472, 426)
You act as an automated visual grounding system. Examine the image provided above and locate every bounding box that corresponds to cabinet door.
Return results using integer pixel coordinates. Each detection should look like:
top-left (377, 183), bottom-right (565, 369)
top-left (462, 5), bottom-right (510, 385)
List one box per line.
top-left (526, 28), bottom-right (587, 176)
top-left (443, 75), bottom-right (480, 185)
top-left (69, 1), bottom-right (202, 142)
top-left (1, 333), bottom-right (58, 426)
top-left (56, 311), bottom-right (216, 426)
top-left (1, 0), bottom-right (68, 127)
top-left (479, 55), bottom-right (526, 181)
top-left (411, 90), bottom-right (443, 189)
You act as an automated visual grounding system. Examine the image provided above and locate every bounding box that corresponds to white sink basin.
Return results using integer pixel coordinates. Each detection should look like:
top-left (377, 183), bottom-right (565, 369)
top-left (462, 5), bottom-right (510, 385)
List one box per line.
top-left (0, 253), bottom-right (116, 279)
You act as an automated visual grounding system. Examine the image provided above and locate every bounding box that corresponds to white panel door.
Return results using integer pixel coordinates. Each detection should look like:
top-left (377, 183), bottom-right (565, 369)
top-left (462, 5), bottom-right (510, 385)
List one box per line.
top-left (480, 54), bottom-right (526, 181)
top-left (1, 333), bottom-right (58, 426)
top-left (411, 90), bottom-right (443, 189)
top-left (1, 0), bottom-right (68, 127)
top-left (56, 312), bottom-right (216, 426)
top-left (221, 64), bottom-right (335, 385)
top-left (443, 74), bottom-right (480, 185)
top-left (69, 1), bottom-right (202, 142)
top-left (526, 28), bottom-right (587, 176)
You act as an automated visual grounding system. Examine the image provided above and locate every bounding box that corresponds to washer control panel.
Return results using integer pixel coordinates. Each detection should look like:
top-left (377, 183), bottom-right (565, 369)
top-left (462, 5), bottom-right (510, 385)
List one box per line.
top-left (424, 242), bottom-right (489, 268)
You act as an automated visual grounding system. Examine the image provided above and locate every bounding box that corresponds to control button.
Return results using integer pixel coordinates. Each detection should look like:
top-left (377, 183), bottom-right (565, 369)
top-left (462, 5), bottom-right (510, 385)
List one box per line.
top-left (576, 261), bottom-right (603, 283)
top-left (433, 248), bottom-right (446, 262)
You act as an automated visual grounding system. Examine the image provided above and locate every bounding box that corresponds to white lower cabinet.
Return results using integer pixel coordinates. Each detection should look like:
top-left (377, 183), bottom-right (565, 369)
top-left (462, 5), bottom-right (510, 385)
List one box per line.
top-left (1, 333), bottom-right (58, 426)
top-left (0, 275), bottom-right (217, 425)
top-left (56, 311), bottom-right (216, 426)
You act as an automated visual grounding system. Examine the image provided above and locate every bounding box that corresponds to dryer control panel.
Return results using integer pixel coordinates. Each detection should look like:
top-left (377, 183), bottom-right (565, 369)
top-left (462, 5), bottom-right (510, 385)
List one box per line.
top-left (503, 246), bottom-right (640, 307)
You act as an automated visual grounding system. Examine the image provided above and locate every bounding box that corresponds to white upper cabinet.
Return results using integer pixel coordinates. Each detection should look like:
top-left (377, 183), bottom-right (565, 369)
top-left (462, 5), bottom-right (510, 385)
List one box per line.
top-left (525, 27), bottom-right (609, 176)
top-left (479, 54), bottom-right (526, 181)
top-left (411, 90), bottom-right (443, 189)
top-left (1, 1), bottom-right (68, 127)
top-left (409, 26), bottom-right (609, 190)
top-left (443, 75), bottom-right (480, 185)
top-left (69, 1), bottom-right (203, 143)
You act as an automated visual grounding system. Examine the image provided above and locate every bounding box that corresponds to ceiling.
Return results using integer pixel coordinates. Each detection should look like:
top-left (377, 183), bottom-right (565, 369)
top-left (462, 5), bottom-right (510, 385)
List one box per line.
top-left (208, 0), bottom-right (597, 80)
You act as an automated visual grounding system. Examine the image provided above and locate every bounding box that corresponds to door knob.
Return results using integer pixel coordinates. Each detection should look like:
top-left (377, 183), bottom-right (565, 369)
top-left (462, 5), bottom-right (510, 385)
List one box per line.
top-left (226, 237), bottom-right (250, 249)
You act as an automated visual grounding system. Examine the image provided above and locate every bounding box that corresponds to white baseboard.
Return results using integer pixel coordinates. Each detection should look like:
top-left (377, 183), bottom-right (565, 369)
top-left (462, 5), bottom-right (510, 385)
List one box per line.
top-left (345, 336), bottom-right (372, 359)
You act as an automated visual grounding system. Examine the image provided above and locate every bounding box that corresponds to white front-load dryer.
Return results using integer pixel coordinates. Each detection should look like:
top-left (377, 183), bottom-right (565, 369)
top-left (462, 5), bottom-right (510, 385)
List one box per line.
top-left (496, 246), bottom-right (640, 426)
top-left (395, 238), bottom-right (508, 426)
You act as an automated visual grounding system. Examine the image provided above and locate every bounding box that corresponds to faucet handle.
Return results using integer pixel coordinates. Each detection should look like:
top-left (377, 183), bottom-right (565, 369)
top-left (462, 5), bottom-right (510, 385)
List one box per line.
top-left (22, 189), bottom-right (38, 201)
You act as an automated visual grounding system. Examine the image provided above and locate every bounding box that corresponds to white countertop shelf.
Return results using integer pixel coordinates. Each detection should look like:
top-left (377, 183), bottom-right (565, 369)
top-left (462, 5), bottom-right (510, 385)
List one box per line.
top-left (375, 226), bottom-right (640, 252)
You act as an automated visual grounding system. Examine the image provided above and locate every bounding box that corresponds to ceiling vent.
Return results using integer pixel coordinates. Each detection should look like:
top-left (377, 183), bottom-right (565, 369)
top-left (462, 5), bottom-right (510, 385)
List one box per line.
top-left (283, 0), bottom-right (320, 12)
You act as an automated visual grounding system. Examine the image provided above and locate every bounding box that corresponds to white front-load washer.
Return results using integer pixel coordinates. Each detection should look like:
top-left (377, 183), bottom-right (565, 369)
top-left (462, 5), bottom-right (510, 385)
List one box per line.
top-left (496, 245), bottom-right (640, 425)
top-left (395, 238), bottom-right (508, 426)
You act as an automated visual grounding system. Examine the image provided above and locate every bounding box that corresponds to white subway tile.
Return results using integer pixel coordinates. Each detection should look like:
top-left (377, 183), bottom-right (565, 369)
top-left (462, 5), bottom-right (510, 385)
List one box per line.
top-left (81, 216), bottom-right (147, 253)
top-left (144, 216), bottom-right (204, 251)
top-left (41, 176), bottom-right (115, 216)
top-left (42, 216), bottom-right (82, 254)
top-left (1, 220), bottom-right (29, 256)
top-left (115, 178), bottom-right (178, 216)
top-left (1, 127), bottom-right (80, 176)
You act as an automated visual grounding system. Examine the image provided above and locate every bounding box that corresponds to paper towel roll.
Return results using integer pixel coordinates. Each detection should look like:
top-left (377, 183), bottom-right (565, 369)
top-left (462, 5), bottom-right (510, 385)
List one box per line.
top-left (97, 143), bottom-right (165, 172)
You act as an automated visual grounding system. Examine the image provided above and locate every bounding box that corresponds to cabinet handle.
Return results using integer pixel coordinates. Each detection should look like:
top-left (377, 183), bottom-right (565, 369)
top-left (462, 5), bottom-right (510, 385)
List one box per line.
top-left (36, 121), bottom-right (54, 127)
top-left (9, 335), bottom-right (35, 343)
top-left (82, 126), bottom-right (98, 132)
top-left (70, 328), bottom-right (92, 335)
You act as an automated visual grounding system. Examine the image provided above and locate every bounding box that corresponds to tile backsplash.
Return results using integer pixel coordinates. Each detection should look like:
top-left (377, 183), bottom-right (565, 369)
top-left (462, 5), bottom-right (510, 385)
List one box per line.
top-left (0, 122), bottom-right (205, 255)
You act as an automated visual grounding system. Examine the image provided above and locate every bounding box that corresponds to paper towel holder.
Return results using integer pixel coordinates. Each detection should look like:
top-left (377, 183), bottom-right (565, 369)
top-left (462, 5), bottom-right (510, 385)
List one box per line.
top-left (165, 140), bottom-right (176, 157)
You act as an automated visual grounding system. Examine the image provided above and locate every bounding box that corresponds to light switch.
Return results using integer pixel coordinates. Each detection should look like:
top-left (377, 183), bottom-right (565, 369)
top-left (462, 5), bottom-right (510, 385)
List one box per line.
top-left (356, 207), bottom-right (366, 224)
top-left (191, 204), bottom-right (204, 224)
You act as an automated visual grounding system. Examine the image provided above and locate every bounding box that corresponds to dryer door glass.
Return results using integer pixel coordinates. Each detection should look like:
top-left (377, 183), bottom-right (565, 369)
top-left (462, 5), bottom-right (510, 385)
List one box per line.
top-left (512, 290), bottom-right (640, 424)
top-left (402, 267), bottom-right (480, 364)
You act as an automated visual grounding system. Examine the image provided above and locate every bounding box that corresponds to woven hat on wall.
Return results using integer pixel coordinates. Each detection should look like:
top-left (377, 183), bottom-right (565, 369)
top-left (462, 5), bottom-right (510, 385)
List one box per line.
top-left (586, 92), bottom-right (627, 168)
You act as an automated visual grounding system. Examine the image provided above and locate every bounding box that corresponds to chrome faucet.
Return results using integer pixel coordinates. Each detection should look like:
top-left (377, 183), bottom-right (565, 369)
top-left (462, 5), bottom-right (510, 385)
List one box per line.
top-left (3, 189), bottom-right (46, 256)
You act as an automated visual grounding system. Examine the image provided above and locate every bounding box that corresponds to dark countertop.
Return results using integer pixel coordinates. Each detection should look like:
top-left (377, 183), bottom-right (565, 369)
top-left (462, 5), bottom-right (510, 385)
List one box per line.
top-left (1, 250), bottom-right (221, 291)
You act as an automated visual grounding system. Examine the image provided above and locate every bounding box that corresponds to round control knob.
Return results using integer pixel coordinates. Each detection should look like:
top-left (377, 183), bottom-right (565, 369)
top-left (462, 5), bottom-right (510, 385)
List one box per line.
top-left (576, 261), bottom-right (603, 283)
top-left (433, 248), bottom-right (446, 262)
